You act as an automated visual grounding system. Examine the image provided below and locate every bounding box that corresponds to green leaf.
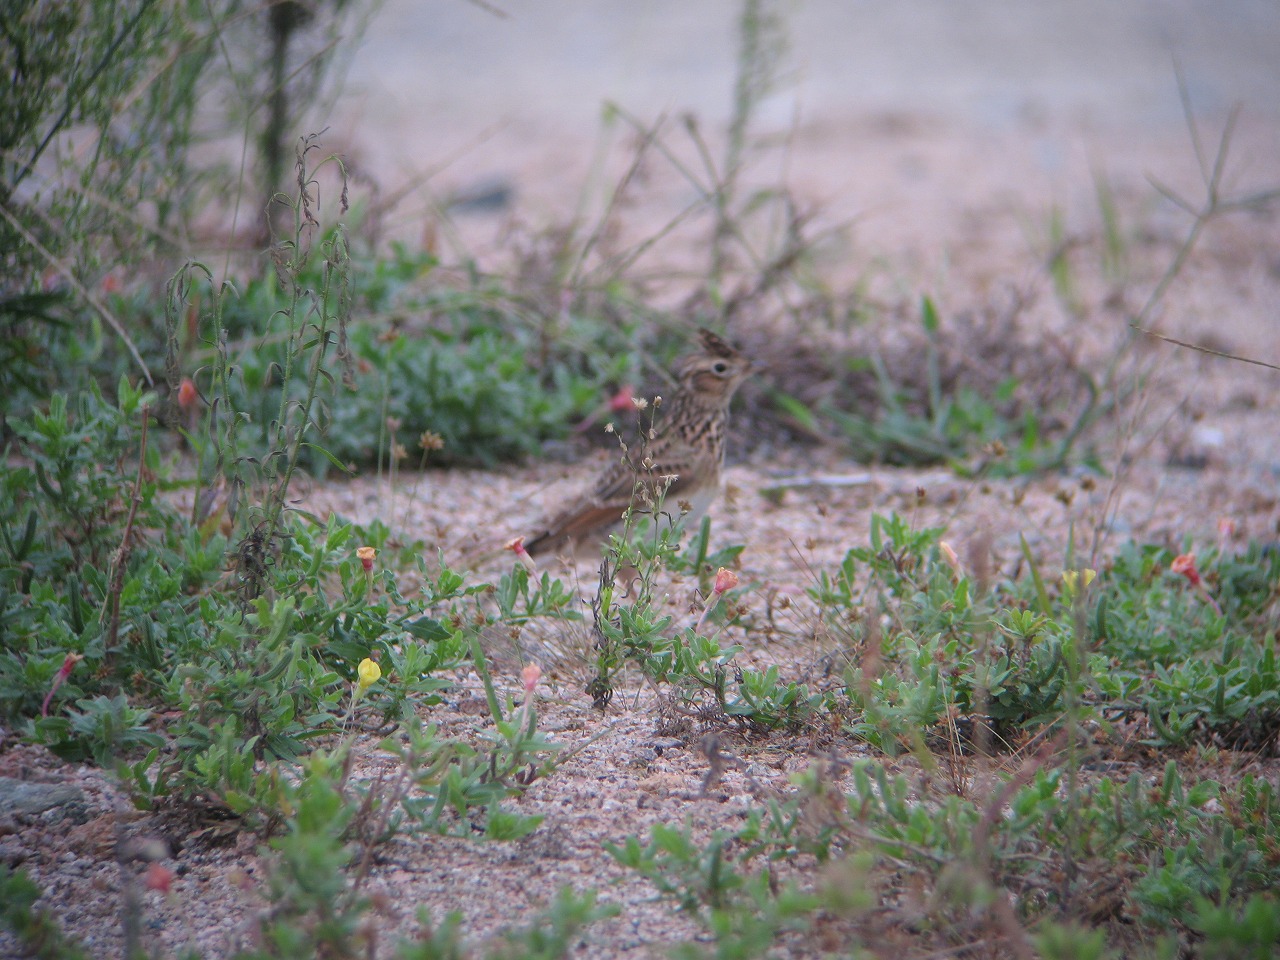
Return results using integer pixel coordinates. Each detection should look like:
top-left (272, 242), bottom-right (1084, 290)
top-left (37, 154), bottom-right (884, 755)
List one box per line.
top-left (297, 442), bottom-right (353, 474)
top-left (405, 618), bottom-right (452, 643)
top-left (920, 294), bottom-right (940, 334)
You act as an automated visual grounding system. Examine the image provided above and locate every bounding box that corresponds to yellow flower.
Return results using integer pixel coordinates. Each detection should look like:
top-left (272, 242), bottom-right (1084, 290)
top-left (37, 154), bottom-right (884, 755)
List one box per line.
top-left (356, 546), bottom-right (376, 572)
top-left (357, 657), bottom-right (381, 691)
top-left (1061, 568), bottom-right (1096, 598)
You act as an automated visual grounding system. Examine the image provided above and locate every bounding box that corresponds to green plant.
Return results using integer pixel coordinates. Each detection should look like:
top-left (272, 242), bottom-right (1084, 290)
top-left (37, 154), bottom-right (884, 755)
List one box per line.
top-left (1189, 893), bottom-right (1280, 959)
top-left (245, 751), bottom-right (369, 957)
top-left (1089, 542), bottom-right (1280, 748)
top-left (397, 888), bottom-right (617, 960)
top-left (1032, 920), bottom-right (1116, 960)
top-left (199, 237), bottom-right (621, 473)
top-left (0, 864), bottom-right (90, 960)
top-left (0, 375), bottom-right (232, 731)
top-left (579, 496), bottom-right (817, 733)
top-left (824, 297), bottom-right (1098, 475)
top-left (27, 693), bottom-right (164, 767)
top-left (4, 377), bottom-right (160, 571)
top-left (609, 821), bottom-right (815, 918)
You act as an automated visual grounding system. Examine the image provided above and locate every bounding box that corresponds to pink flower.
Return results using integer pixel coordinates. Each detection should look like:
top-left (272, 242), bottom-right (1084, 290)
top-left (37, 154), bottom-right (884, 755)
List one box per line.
top-left (697, 567), bottom-right (741, 633)
top-left (144, 862), bottom-right (174, 894)
top-left (521, 662), bottom-right (542, 694)
top-left (1171, 553), bottom-right (1201, 588)
top-left (938, 541), bottom-right (962, 579)
top-left (712, 567), bottom-right (739, 596)
top-left (609, 386), bottom-right (637, 413)
top-left (1217, 518), bottom-right (1237, 555)
top-left (505, 536), bottom-right (538, 574)
top-left (41, 653), bottom-right (83, 717)
top-left (516, 662), bottom-right (543, 734)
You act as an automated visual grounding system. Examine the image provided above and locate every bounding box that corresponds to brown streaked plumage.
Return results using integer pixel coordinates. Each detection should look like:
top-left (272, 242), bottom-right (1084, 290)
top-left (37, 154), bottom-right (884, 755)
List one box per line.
top-left (524, 329), bottom-right (753, 558)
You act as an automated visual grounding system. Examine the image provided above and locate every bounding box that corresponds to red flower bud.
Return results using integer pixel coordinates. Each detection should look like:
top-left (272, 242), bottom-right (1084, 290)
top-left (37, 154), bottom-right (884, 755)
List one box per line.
top-left (41, 653), bottom-right (83, 717)
top-left (177, 378), bottom-right (199, 413)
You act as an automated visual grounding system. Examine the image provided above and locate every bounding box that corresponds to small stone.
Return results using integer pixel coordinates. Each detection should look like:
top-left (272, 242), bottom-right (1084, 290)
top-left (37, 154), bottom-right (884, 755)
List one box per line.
top-left (0, 776), bottom-right (85, 816)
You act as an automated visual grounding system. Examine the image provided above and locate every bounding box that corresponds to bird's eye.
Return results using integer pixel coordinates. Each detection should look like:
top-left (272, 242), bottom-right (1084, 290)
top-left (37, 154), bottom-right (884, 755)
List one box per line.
top-left (712, 361), bottom-right (729, 374)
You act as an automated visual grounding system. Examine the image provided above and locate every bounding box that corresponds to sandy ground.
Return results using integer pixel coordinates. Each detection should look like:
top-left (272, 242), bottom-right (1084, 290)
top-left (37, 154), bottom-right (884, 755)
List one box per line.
top-left (3, 3), bottom-right (1280, 958)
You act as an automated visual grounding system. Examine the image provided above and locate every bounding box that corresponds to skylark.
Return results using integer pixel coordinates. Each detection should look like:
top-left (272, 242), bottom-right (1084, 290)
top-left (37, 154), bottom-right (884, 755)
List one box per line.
top-left (523, 329), bottom-right (754, 559)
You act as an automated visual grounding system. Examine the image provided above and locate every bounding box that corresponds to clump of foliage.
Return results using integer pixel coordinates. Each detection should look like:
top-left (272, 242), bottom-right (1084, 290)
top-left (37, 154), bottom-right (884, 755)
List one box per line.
top-left (0, 141), bottom-right (589, 956)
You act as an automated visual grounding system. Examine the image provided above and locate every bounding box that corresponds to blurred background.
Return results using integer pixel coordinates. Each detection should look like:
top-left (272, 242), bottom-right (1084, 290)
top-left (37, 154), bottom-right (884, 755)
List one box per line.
top-left (331, 0), bottom-right (1280, 254)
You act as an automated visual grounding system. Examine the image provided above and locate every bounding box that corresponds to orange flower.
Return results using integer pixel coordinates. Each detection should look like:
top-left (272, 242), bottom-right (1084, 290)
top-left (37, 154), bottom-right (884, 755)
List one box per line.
top-left (1171, 552), bottom-right (1223, 616)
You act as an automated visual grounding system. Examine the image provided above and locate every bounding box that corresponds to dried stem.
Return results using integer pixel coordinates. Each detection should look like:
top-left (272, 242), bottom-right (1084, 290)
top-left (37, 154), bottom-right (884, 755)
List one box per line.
top-left (104, 404), bottom-right (150, 661)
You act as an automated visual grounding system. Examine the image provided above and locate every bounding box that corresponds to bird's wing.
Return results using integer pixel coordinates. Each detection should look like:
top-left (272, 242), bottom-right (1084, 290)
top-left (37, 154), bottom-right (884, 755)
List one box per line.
top-left (524, 450), bottom-right (702, 557)
top-left (589, 447), bottom-right (701, 505)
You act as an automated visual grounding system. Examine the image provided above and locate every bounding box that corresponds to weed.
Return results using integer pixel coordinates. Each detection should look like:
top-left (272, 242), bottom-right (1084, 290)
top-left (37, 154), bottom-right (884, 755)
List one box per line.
top-left (0, 864), bottom-right (90, 960)
top-left (571, 413), bottom-right (819, 734)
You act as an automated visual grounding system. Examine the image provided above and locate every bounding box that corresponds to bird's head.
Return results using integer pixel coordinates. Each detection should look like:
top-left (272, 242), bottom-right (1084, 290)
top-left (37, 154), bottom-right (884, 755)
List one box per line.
top-left (677, 329), bottom-right (754, 404)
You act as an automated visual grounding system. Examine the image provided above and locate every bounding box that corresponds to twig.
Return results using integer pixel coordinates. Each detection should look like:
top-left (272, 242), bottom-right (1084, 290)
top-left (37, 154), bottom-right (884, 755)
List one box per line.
top-left (568, 113), bottom-right (666, 289)
top-left (1126, 328), bottom-right (1280, 373)
top-left (1093, 69), bottom-right (1278, 563)
top-left (104, 405), bottom-right (150, 660)
top-left (1129, 99), bottom-right (1240, 333)
top-left (911, 941), bottom-right (990, 960)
